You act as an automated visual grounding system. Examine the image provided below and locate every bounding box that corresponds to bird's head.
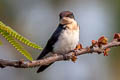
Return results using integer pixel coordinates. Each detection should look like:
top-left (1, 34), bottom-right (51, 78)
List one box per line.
top-left (59, 11), bottom-right (74, 20)
top-left (59, 11), bottom-right (75, 25)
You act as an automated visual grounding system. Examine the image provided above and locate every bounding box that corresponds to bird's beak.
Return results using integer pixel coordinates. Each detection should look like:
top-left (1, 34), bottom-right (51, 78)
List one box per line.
top-left (60, 17), bottom-right (73, 25)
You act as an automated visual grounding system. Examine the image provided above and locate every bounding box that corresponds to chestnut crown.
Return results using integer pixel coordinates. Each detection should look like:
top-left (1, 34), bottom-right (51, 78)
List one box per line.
top-left (59, 11), bottom-right (74, 20)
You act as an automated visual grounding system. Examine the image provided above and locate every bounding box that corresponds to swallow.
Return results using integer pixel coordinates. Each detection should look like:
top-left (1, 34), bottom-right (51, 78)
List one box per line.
top-left (37, 11), bottom-right (80, 73)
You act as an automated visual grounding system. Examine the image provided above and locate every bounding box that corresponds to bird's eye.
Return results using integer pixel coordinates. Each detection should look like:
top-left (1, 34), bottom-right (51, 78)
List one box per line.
top-left (67, 14), bottom-right (74, 18)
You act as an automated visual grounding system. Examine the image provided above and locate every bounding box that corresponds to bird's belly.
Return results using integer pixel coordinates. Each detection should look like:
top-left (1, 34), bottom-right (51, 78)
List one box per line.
top-left (53, 29), bottom-right (79, 54)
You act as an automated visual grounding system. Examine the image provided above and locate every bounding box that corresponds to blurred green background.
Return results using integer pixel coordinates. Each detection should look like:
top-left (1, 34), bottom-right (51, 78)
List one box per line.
top-left (0, 0), bottom-right (120, 80)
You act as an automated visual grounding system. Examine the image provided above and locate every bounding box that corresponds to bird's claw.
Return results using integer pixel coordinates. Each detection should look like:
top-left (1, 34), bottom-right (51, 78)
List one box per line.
top-left (63, 54), bottom-right (69, 60)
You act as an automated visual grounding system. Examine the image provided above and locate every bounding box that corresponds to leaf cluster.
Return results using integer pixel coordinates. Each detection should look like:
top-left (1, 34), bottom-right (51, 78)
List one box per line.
top-left (0, 21), bottom-right (43, 61)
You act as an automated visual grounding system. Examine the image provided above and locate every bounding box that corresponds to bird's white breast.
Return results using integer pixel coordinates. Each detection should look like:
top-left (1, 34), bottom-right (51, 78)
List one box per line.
top-left (53, 26), bottom-right (79, 54)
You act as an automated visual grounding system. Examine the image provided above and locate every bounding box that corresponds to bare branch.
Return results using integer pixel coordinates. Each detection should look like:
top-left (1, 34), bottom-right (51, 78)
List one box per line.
top-left (0, 38), bottom-right (120, 68)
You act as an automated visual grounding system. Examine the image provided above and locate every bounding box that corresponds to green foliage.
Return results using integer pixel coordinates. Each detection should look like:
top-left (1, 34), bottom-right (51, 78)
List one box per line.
top-left (0, 21), bottom-right (43, 61)
top-left (0, 40), bottom-right (2, 45)
top-left (0, 22), bottom-right (42, 50)
top-left (0, 30), bottom-right (33, 60)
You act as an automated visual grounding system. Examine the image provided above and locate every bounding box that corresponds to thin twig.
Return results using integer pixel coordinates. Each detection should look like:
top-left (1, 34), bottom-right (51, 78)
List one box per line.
top-left (0, 39), bottom-right (120, 68)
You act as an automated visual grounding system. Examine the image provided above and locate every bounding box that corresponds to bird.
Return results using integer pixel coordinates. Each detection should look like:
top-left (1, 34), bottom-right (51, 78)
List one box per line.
top-left (37, 11), bottom-right (80, 73)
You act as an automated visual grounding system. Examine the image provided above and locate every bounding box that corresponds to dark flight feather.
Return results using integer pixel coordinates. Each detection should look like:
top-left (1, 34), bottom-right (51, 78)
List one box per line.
top-left (37, 24), bottom-right (66, 73)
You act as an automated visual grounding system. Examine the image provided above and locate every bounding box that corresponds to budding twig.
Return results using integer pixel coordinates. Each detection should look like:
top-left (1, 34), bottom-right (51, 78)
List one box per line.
top-left (0, 33), bottom-right (120, 68)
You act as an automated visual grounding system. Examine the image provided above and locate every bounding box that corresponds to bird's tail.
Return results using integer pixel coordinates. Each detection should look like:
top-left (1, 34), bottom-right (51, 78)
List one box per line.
top-left (37, 63), bottom-right (53, 73)
top-left (36, 49), bottom-right (53, 73)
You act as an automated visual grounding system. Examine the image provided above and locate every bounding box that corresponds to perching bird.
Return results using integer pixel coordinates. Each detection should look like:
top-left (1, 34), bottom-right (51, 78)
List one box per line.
top-left (37, 11), bottom-right (80, 73)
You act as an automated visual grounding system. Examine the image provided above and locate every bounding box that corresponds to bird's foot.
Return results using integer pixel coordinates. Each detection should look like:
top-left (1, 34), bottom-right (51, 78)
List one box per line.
top-left (63, 54), bottom-right (69, 60)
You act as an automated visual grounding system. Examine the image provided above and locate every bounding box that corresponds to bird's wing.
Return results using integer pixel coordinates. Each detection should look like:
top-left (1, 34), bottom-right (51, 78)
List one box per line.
top-left (37, 24), bottom-right (65, 59)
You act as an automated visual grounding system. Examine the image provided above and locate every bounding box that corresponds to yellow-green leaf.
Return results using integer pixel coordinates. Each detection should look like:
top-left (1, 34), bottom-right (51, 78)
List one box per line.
top-left (0, 21), bottom-right (42, 50)
top-left (0, 30), bottom-right (33, 61)
top-left (0, 40), bottom-right (2, 45)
